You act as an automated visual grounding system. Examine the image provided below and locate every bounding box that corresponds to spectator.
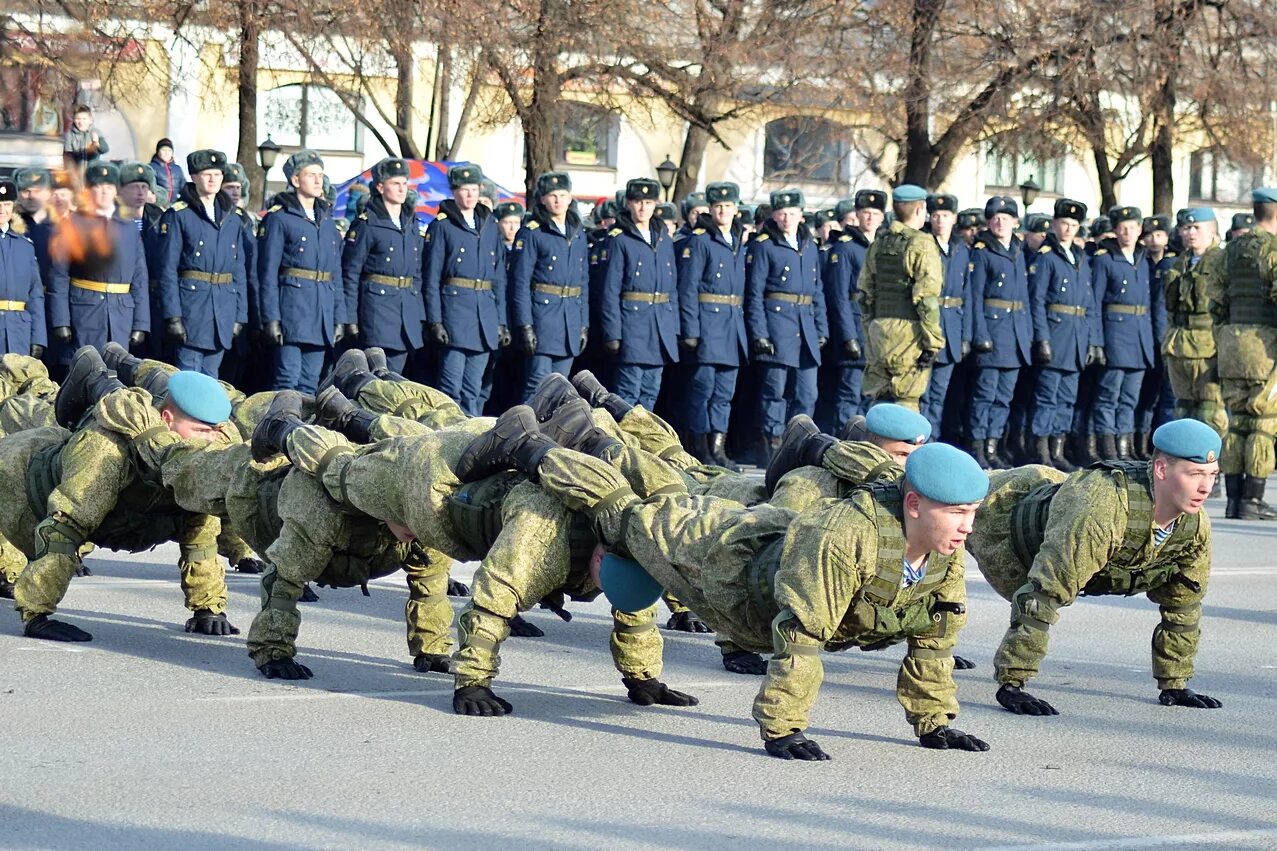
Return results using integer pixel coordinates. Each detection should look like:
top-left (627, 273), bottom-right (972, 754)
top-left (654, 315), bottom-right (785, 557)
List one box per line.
top-left (63, 104), bottom-right (109, 176)
top-left (150, 138), bottom-right (185, 206)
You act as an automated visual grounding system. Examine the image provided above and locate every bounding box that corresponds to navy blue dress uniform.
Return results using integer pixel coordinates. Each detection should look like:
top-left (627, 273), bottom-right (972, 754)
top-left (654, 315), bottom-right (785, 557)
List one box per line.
top-left (508, 172), bottom-right (590, 401)
top-left (919, 193), bottom-right (972, 438)
top-left (819, 197), bottom-right (877, 432)
top-left (423, 164), bottom-right (508, 414)
top-left (256, 150), bottom-right (345, 394)
top-left (343, 159), bottom-right (426, 376)
top-left (156, 150), bottom-right (249, 377)
top-left (966, 196), bottom-right (1032, 463)
top-left (48, 163), bottom-right (150, 358)
top-left (217, 162), bottom-right (262, 390)
top-left (114, 163), bottom-right (167, 362)
top-left (599, 178), bottom-right (679, 409)
top-left (0, 180), bottom-right (47, 356)
top-left (675, 192), bottom-right (708, 243)
top-left (1027, 199), bottom-right (1098, 463)
top-left (745, 188), bottom-right (828, 442)
top-left (677, 181), bottom-right (748, 460)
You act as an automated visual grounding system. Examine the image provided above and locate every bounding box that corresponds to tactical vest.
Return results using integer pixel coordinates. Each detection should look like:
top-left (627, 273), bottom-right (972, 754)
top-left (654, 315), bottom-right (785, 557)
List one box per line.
top-left (1009, 460), bottom-right (1200, 597)
top-left (1227, 234), bottom-right (1277, 326)
top-left (1165, 254), bottom-right (1214, 330)
top-left (869, 232), bottom-right (917, 320)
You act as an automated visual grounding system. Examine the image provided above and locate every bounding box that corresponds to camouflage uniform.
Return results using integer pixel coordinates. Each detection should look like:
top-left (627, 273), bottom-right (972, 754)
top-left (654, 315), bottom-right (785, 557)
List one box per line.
top-left (967, 462), bottom-right (1211, 690)
top-left (768, 439), bottom-right (902, 513)
top-left (1162, 245), bottom-right (1227, 434)
top-left (0, 354), bottom-right (57, 436)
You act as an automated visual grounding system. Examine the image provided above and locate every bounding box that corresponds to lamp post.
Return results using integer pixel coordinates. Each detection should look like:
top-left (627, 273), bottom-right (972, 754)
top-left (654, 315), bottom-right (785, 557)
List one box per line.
top-left (258, 134), bottom-right (281, 176)
top-left (1019, 175), bottom-right (1041, 209)
top-left (656, 155), bottom-right (678, 201)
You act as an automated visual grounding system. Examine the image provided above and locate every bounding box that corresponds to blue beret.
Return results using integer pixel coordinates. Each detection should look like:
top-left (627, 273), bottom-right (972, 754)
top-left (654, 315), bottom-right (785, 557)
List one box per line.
top-left (770, 188), bottom-right (804, 210)
top-left (1152, 419), bottom-right (1220, 463)
top-left (1183, 207), bottom-right (1215, 224)
top-left (893, 184), bottom-right (927, 203)
top-left (904, 443), bottom-right (989, 504)
top-left (167, 371), bottom-right (231, 425)
top-left (1251, 187), bottom-right (1277, 203)
top-left (706, 182), bottom-right (740, 204)
top-left (865, 403), bottom-right (931, 444)
top-left (854, 189), bottom-right (887, 211)
top-left (984, 195), bottom-right (1018, 219)
top-left (536, 171), bottom-right (571, 195)
top-left (283, 150), bottom-right (324, 181)
top-left (448, 164), bottom-right (483, 188)
top-left (626, 178), bottom-right (661, 201)
top-left (187, 149), bottom-right (227, 175)
top-left (598, 553), bottom-right (662, 613)
top-left (84, 163), bottom-right (119, 188)
top-left (927, 193), bottom-right (959, 214)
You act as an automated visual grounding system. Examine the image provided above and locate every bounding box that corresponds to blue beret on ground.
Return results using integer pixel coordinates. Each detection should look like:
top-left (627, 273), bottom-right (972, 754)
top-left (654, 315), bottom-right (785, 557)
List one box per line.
top-left (167, 371), bottom-right (231, 425)
top-left (598, 553), bottom-right (662, 613)
top-left (1183, 208), bottom-right (1215, 224)
top-left (865, 403), bottom-right (931, 444)
top-left (893, 184), bottom-right (927, 203)
top-left (904, 442), bottom-right (989, 504)
top-left (1153, 419), bottom-right (1221, 463)
top-left (1252, 188), bottom-right (1277, 203)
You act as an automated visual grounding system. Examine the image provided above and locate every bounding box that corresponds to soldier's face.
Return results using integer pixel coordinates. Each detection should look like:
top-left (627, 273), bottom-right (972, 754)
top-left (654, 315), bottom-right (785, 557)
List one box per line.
top-left (773, 207), bottom-right (802, 235)
top-left (223, 182), bottom-right (243, 207)
top-left (688, 205), bottom-right (708, 223)
top-left (1184, 222), bottom-right (1216, 253)
top-left (662, 217), bottom-right (678, 237)
top-left (710, 201), bottom-right (736, 228)
top-left (499, 216), bottom-right (521, 242)
top-left (157, 146), bottom-right (174, 164)
top-left (587, 542), bottom-right (607, 589)
top-left (89, 184), bottom-right (117, 212)
top-left (161, 407), bottom-right (221, 440)
top-left (1144, 229), bottom-right (1168, 251)
top-left (903, 491), bottom-right (980, 556)
top-left (930, 210), bottom-right (956, 240)
top-left (541, 189), bottom-right (572, 218)
top-left (1153, 456), bottom-right (1218, 515)
top-left (119, 182), bottom-right (149, 210)
top-left (987, 213), bottom-right (1017, 241)
top-left (1025, 232), bottom-right (1046, 251)
top-left (454, 184), bottom-right (480, 211)
top-left (51, 188), bottom-right (74, 214)
top-left (871, 436), bottom-right (922, 466)
top-left (855, 208), bottom-right (883, 235)
top-left (380, 176), bottom-right (409, 205)
top-left (292, 165), bottom-right (324, 200)
top-left (627, 197), bottom-right (656, 225)
top-left (19, 185), bottom-right (49, 214)
top-left (818, 222), bottom-right (836, 241)
top-left (1114, 220), bottom-right (1141, 248)
top-left (194, 169), bottom-right (223, 197)
top-left (0, 201), bottom-right (12, 228)
top-left (1051, 218), bottom-right (1079, 243)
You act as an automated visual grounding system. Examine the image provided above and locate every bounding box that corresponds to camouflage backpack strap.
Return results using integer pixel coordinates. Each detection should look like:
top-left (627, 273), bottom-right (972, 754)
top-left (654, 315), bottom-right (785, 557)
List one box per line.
top-left (447, 472), bottom-right (522, 554)
top-left (863, 481), bottom-right (906, 605)
top-left (25, 440), bottom-right (66, 520)
top-left (1009, 482), bottom-right (1063, 568)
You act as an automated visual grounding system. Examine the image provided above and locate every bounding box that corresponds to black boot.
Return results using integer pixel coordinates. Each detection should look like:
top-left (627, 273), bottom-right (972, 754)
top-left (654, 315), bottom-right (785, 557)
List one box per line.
top-left (1099, 434), bottom-right (1119, 461)
top-left (1238, 476), bottom-right (1277, 520)
top-left (1049, 435), bottom-right (1077, 472)
top-left (1083, 434), bottom-right (1102, 465)
top-left (1224, 474), bottom-right (1242, 519)
top-left (528, 372), bottom-right (580, 422)
top-left (251, 391), bottom-right (307, 462)
top-left (101, 341), bottom-right (142, 385)
top-left (319, 349), bottom-right (369, 393)
top-left (688, 433), bottom-right (713, 465)
top-left (314, 386), bottom-right (377, 443)
top-left (1032, 435), bottom-right (1053, 466)
top-left (840, 415), bottom-right (869, 442)
top-left (55, 346), bottom-right (125, 427)
top-left (708, 432), bottom-right (739, 472)
top-left (765, 415), bottom-right (836, 495)
top-left (1116, 434), bottom-right (1132, 460)
top-left (985, 439), bottom-right (1008, 470)
top-left (540, 398), bottom-right (596, 448)
top-left (1004, 429), bottom-right (1026, 465)
top-left (599, 392), bottom-right (633, 422)
top-left (1133, 431), bottom-right (1150, 461)
top-left (570, 370), bottom-right (609, 407)
top-left (332, 368), bottom-right (375, 402)
top-left (138, 368), bottom-right (170, 401)
top-left (968, 439), bottom-right (991, 470)
top-left (363, 347), bottom-right (391, 377)
top-left (456, 405), bottom-right (557, 482)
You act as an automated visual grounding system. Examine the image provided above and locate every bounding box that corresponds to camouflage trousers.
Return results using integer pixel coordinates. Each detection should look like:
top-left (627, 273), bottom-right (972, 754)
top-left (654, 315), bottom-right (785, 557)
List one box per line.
top-left (355, 377), bottom-right (470, 431)
top-left (863, 319), bottom-right (932, 409)
top-left (1216, 324), bottom-right (1277, 477)
top-left (0, 353), bottom-right (58, 436)
top-left (1166, 355), bottom-right (1227, 436)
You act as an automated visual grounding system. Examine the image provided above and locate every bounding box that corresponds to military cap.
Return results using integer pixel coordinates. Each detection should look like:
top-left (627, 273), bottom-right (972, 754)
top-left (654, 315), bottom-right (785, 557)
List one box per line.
top-left (904, 442), bottom-right (989, 504)
top-left (1053, 198), bottom-right (1087, 222)
top-left (1143, 214), bottom-right (1171, 234)
top-left (1152, 418), bottom-right (1220, 464)
top-left (406, 188), bottom-right (419, 208)
top-left (754, 203), bottom-right (772, 222)
top-left (1231, 212), bottom-right (1256, 231)
top-left (892, 184), bottom-right (927, 203)
top-left (14, 168), bottom-right (50, 191)
top-left (738, 207), bottom-right (755, 225)
top-left (322, 175), bottom-right (336, 204)
top-left (84, 163), bottom-right (119, 188)
top-left (50, 169), bottom-right (74, 190)
top-left (680, 191), bottom-right (708, 217)
top-left (167, 371), bottom-right (232, 425)
top-left (854, 189), bottom-right (888, 211)
top-left (927, 193), bottom-right (959, 214)
top-left (834, 198), bottom-right (857, 219)
top-left (1182, 208), bottom-right (1215, 224)
top-left (379, 158), bottom-right (411, 181)
top-left (1251, 187), bottom-right (1277, 203)
top-left (1091, 216), bottom-right (1113, 235)
top-left (186, 149), bottom-right (228, 175)
top-left (625, 178), bottom-right (661, 201)
top-left (770, 188), bottom-right (804, 210)
top-left (598, 552), bottom-right (662, 613)
top-left (812, 209), bottom-right (837, 227)
top-left (1078, 225), bottom-right (1090, 239)
top-left (984, 195), bottom-right (1019, 219)
top-left (536, 171), bottom-right (571, 196)
top-left (348, 182), bottom-right (369, 198)
top-left (480, 179), bottom-right (499, 200)
top-left (706, 182), bottom-right (740, 204)
top-left (957, 208), bottom-right (984, 229)
top-left (221, 162), bottom-right (250, 189)
top-left (0, 181), bottom-right (15, 203)
top-left (1108, 205), bottom-right (1142, 225)
top-left (282, 149), bottom-right (324, 180)
top-left (655, 202), bottom-right (678, 221)
top-left (495, 201), bottom-right (524, 220)
top-left (865, 403), bottom-right (931, 445)
top-left (1174, 208), bottom-right (1191, 227)
top-left (594, 199), bottom-right (617, 222)
top-left (1024, 214), bottom-right (1051, 234)
top-left (118, 162), bottom-right (156, 189)
top-left (448, 163), bottom-right (483, 189)
top-left (613, 189), bottom-right (626, 206)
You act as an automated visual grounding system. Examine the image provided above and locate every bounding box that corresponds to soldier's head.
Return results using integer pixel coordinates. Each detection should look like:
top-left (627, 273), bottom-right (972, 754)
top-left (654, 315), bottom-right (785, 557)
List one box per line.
top-left (187, 150), bottom-right (227, 199)
top-left (891, 184), bottom-right (928, 229)
top-left (680, 192), bottom-right (708, 226)
top-left (705, 182), bottom-right (739, 229)
top-left (222, 163), bottom-right (250, 208)
top-left (15, 169), bottom-right (50, 215)
top-left (927, 194), bottom-right (958, 241)
top-left (1180, 208), bottom-right (1217, 254)
top-left (495, 201), bottom-right (524, 243)
top-left (449, 164), bottom-right (483, 212)
top-left (812, 209), bottom-right (838, 242)
top-left (479, 179), bottom-right (499, 211)
top-left (84, 163), bottom-right (119, 212)
top-left (850, 403), bottom-right (931, 464)
top-left (1142, 215), bottom-right (1171, 253)
top-left (1251, 188), bottom-right (1277, 227)
top-left (1021, 214), bottom-right (1050, 251)
top-left (117, 163), bottom-right (156, 211)
top-left (0, 181), bottom-right (15, 229)
top-left (72, 103), bottom-right (93, 131)
top-left (1107, 206), bottom-right (1142, 249)
top-left (160, 371), bottom-right (232, 440)
top-left (1229, 212), bottom-right (1255, 240)
top-left (284, 150), bottom-right (325, 200)
top-left (900, 443), bottom-right (988, 556)
top-left (655, 202), bottom-right (679, 236)
top-left (378, 159), bottom-right (412, 206)
top-left (956, 209), bottom-right (983, 245)
top-left (984, 196), bottom-right (1019, 242)
top-left (624, 178), bottom-right (660, 226)
top-left (854, 189), bottom-right (887, 237)
top-left (589, 546), bottom-right (662, 615)
top-left (536, 172), bottom-right (573, 220)
top-left (769, 188), bottom-right (804, 237)
top-left (1051, 199), bottom-right (1086, 244)
top-left (1150, 419), bottom-right (1221, 517)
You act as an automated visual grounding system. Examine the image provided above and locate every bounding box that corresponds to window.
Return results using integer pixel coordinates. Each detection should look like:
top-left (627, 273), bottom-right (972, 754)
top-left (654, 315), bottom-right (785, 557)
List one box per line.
top-left (1190, 149), bottom-right (1264, 204)
top-left (763, 116), bottom-right (850, 183)
top-left (0, 66), bottom-right (73, 137)
top-left (984, 135), bottom-right (1065, 194)
top-left (261, 83), bottom-right (361, 152)
top-left (556, 103), bottom-right (618, 169)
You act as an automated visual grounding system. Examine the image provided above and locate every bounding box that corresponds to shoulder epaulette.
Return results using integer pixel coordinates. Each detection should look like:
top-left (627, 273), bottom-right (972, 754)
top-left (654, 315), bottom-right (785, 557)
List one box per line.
top-left (1167, 250), bottom-right (1178, 257)
top-left (839, 234), bottom-right (852, 242)
top-left (1094, 248), bottom-right (1108, 256)
top-left (526, 220), bottom-right (540, 230)
top-left (419, 226), bottom-right (428, 237)
top-left (755, 233), bottom-right (770, 242)
top-left (358, 212), bottom-right (368, 221)
top-left (974, 241), bottom-right (985, 250)
top-left (268, 205), bottom-right (281, 213)
top-left (608, 227), bottom-right (622, 237)
top-left (233, 207), bottom-right (246, 218)
top-left (171, 201), bottom-right (188, 212)
top-left (692, 227), bottom-right (705, 235)
top-left (435, 211), bottom-right (447, 220)
top-left (1039, 245), bottom-right (1051, 253)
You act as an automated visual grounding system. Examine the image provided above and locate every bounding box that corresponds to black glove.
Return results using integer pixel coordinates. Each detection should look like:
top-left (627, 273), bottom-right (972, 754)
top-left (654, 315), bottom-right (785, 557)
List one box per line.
top-left (960, 340), bottom-right (971, 359)
top-left (973, 339), bottom-right (993, 354)
top-left (446, 577), bottom-right (470, 597)
top-left (603, 339), bottom-right (621, 355)
top-left (764, 732), bottom-right (830, 761)
top-left (128, 330), bottom-right (147, 348)
top-left (818, 336), bottom-right (827, 348)
top-left (508, 614), bottom-right (545, 637)
top-left (953, 655), bottom-right (976, 670)
top-left (1159, 688), bottom-right (1222, 709)
top-left (232, 322), bottom-right (244, 339)
top-left (23, 614), bottom-right (92, 642)
top-left (52, 326), bottom-right (73, 345)
top-left (919, 726), bottom-right (990, 751)
top-left (844, 338), bottom-right (862, 359)
top-left (413, 653), bottom-right (451, 674)
top-left (184, 609), bottom-right (240, 636)
top-left (333, 324), bottom-right (345, 343)
top-left (234, 557), bottom-right (266, 574)
top-left (722, 650), bottom-right (768, 675)
top-left (344, 323), bottom-right (360, 340)
top-left (0, 578), bottom-right (14, 599)
top-left (621, 676), bottom-right (699, 707)
top-left (1087, 345), bottom-right (1106, 367)
top-left (666, 610), bottom-right (712, 633)
top-left (165, 317), bottom-right (187, 343)
top-left (259, 658), bottom-right (313, 680)
top-left (679, 337), bottom-right (700, 352)
top-left (265, 320), bottom-right (284, 346)
top-left (916, 348), bottom-right (937, 368)
top-left (30, 344), bottom-right (44, 359)
top-left (453, 685), bottom-right (513, 716)
top-left (429, 323), bottom-right (450, 346)
top-left (580, 326), bottom-right (589, 349)
top-left (519, 325), bottom-right (537, 356)
top-left (299, 583), bottom-right (319, 603)
top-left (996, 684), bottom-right (1058, 716)
top-left (498, 325), bottom-right (511, 348)
top-left (1032, 339), bottom-right (1053, 365)
top-left (75, 563), bottom-right (92, 577)
top-left (752, 337), bottom-right (775, 356)
top-left (538, 593), bottom-right (572, 622)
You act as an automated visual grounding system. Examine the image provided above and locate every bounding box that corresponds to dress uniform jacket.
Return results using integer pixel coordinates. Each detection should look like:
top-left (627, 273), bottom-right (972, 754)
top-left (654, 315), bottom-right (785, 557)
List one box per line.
top-left (342, 195), bottom-right (426, 352)
top-left (599, 213), bottom-right (679, 366)
top-left (0, 224), bottom-right (47, 352)
top-left (1028, 234), bottom-right (1098, 371)
top-left (822, 227), bottom-right (869, 366)
top-left (1091, 240), bottom-right (1161, 370)
top-left (256, 192), bottom-right (345, 348)
top-left (422, 199), bottom-right (506, 353)
top-left (507, 206), bottom-right (590, 359)
top-left (745, 219), bottom-right (827, 368)
top-left (969, 230), bottom-right (1031, 368)
top-left (676, 215), bottom-right (748, 367)
top-left (48, 210), bottom-right (149, 349)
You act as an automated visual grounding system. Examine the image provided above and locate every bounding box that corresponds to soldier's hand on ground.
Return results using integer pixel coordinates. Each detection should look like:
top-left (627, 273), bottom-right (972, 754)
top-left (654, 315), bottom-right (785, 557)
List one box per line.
top-left (265, 320), bottom-right (284, 346)
top-left (234, 557), bottom-right (265, 574)
top-left (996, 684), bottom-right (1058, 716)
top-left (538, 592), bottom-right (572, 621)
top-left (165, 317), bottom-right (187, 343)
top-left (429, 323), bottom-right (450, 346)
top-left (763, 732), bottom-right (830, 761)
top-left (973, 339), bottom-right (993, 354)
top-left (953, 655), bottom-right (976, 670)
top-left (679, 336), bottom-right (699, 352)
top-left (621, 677), bottom-right (699, 707)
top-left (1032, 339), bottom-right (1053, 365)
top-left (919, 727), bottom-right (990, 752)
top-left (1159, 688), bottom-right (1222, 709)
top-left (75, 563), bottom-right (93, 577)
top-left (519, 325), bottom-right (537, 355)
top-left (666, 610), bottom-right (712, 633)
top-left (453, 685), bottom-right (513, 716)
top-left (232, 322), bottom-right (243, 339)
top-left (722, 650), bottom-right (768, 675)
top-left (413, 653), bottom-right (452, 674)
top-left (917, 348), bottom-right (937, 367)
top-left (30, 344), bottom-right (44, 359)
top-left (52, 326), bottom-right (73, 345)
top-left (185, 609), bottom-right (240, 636)
top-left (299, 583), bottom-right (319, 602)
top-left (752, 337), bottom-right (775, 356)
top-left (508, 614), bottom-right (544, 637)
top-left (604, 339), bottom-right (621, 355)
top-left (259, 658), bottom-right (313, 680)
top-left (128, 330), bottom-right (147, 348)
top-left (1087, 345), bottom-right (1106, 367)
top-left (498, 324), bottom-right (511, 348)
top-left (844, 339), bottom-right (862, 359)
top-left (446, 577), bottom-right (470, 597)
top-left (23, 614), bottom-right (92, 642)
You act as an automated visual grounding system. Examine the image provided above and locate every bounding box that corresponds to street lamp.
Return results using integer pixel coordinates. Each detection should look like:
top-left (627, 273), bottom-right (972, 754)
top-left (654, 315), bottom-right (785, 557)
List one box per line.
top-left (1019, 175), bottom-right (1041, 208)
top-left (258, 135), bottom-right (281, 175)
top-left (656, 155), bottom-right (678, 201)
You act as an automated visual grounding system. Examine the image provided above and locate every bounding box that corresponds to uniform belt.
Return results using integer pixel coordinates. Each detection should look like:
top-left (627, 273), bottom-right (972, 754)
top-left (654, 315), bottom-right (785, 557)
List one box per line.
top-left (621, 292), bottom-right (671, 304)
top-left (0, 300), bottom-right (26, 311)
top-left (1047, 304), bottom-right (1087, 316)
top-left (698, 293), bottom-right (742, 306)
top-left (765, 292), bottom-right (813, 306)
top-left (282, 267), bottom-right (333, 282)
top-left (533, 283), bottom-right (581, 298)
top-left (938, 296), bottom-right (964, 308)
top-left (367, 274), bottom-right (414, 288)
top-left (444, 277), bottom-right (492, 291)
top-left (180, 270), bottom-right (234, 284)
top-left (984, 298), bottom-right (1024, 311)
top-left (71, 278), bottom-right (130, 294)
top-left (1172, 311), bottom-right (1212, 329)
top-left (1104, 304), bottom-right (1147, 316)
